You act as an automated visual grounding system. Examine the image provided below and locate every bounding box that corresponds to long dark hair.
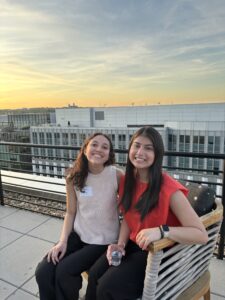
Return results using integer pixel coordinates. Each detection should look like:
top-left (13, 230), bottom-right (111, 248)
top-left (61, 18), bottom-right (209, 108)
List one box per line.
top-left (68, 133), bottom-right (115, 191)
top-left (120, 126), bottom-right (164, 220)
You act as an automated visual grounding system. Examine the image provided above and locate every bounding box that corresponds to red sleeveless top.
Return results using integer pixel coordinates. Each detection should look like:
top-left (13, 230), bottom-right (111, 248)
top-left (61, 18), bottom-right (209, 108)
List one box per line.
top-left (119, 173), bottom-right (188, 244)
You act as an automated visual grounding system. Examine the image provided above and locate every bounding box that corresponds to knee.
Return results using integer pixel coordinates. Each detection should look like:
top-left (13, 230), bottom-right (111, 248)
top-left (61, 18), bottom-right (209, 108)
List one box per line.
top-left (88, 266), bottom-right (99, 284)
top-left (97, 276), bottom-right (115, 299)
top-left (55, 263), bottom-right (66, 284)
top-left (55, 263), bottom-right (82, 293)
top-left (35, 259), bottom-right (51, 286)
top-left (35, 262), bottom-right (42, 285)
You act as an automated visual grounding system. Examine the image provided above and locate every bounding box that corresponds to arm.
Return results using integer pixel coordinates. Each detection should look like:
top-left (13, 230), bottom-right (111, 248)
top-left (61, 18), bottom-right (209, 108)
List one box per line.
top-left (165, 190), bottom-right (208, 244)
top-left (117, 218), bottom-right (130, 248)
top-left (116, 167), bottom-right (124, 186)
top-left (47, 178), bottom-right (77, 264)
top-left (136, 190), bottom-right (208, 250)
top-left (59, 180), bottom-right (77, 243)
top-left (107, 218), bottom-right (130, 264)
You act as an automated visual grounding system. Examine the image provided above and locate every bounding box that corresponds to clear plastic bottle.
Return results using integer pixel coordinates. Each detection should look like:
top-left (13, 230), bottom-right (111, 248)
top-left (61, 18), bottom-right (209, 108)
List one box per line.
top-left (111, 250), bottom-right (122, 266)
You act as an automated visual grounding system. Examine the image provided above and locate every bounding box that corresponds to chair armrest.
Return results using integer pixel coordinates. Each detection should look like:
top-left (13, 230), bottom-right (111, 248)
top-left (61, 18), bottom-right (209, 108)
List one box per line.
top-left (148, 202), bottom-right (223, 254)
top-left (142, 202), bottom-right (223, 300)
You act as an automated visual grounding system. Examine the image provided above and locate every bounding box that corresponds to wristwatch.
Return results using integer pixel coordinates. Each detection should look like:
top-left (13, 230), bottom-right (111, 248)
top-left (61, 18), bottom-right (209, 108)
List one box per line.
top-left (161, 225), bottom-right (170, 238)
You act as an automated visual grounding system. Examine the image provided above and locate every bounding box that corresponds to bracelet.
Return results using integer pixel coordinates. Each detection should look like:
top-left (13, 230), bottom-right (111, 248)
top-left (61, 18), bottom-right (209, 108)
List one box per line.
top-left (159, 226), bottom-right (164, 239)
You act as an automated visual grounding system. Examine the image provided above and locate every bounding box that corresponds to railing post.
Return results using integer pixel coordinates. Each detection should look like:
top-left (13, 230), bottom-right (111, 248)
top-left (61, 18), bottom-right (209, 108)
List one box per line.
top-left (218, 159), bottom-right (225, 259)
top-left (0, 169), bottom-right (4, 206)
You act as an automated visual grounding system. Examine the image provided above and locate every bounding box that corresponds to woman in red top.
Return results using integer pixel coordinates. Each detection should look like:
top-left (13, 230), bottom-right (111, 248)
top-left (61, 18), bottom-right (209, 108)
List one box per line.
top-left (86, 126), bottom-right (208, 300)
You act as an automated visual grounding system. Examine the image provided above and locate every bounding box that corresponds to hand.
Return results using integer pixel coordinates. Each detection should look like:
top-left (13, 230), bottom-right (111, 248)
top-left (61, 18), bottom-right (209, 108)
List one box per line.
top-left (106, 244), bottom-right (125, 265)
top-left (136, 228), bottom-right (161, 250)
top-left (47, 241), bottom-right (67, 265)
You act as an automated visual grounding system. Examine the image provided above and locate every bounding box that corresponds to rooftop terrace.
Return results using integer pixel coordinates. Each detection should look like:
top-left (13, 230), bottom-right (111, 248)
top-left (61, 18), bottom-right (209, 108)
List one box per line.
top-left (0, 205), bottom-right (224, 300)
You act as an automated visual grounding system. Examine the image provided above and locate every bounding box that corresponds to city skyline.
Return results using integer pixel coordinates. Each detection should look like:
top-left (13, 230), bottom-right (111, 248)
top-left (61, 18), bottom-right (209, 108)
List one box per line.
top-left (1, 0), bottom-right (225, 109)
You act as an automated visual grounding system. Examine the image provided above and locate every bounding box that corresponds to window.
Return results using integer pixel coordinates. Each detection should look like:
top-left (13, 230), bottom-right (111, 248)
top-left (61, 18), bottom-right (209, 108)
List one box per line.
top-left (208, 136), bottom-right (214, 153)
top-left (79, 133), bottom-right (86, 145)
top-left (168, 156), bottom-right (177, 168)
top-left (224, 137), bottom-right (225, 153)
top-left (48, 148), bottom-right (53, 159)
top-left (168, 134), bottom-right (176, 151)
top-left (207, 159), bottom-right (213, 170)
top-left (57, 165), bottom-right (62, 173)
top-left (95, 111), bottom-right (104, 120)
top-left (71, 150), bottom-right (78, 160)
top-left (199, 136), bottom-right (205, 153)
top-left (192, 158), bottom-right (198, 169)
top-left (184, 157), bottom-right (189, 168)
top-left (214, 159), bottom-right (220, 175)
top-left (54, 133), bottom-right (60, 145)
top-left (179, 157), bottom-right (185, 168)
top-left (34, 148), bottom-right (39, 156)
top-left (32, 132), bottom-right (38, 144)
top-left (62, 133), bottom-right (68, 145)
top-left (46, 133), bottom-right (52, 145)
top-left (55, 149), bottom-right (61, 158)
top-left (63, 150), bottom-right (69, 159)
top-left (193, 136), bottom-right (199, 152)
top-left (199, 158), bottom-right (204, 169)
top-left (40, 148), bottom-right (45, 158)
top-left (215, 137), bottom-right (220, 153)
top-left (179, 135), bottom-right (184, 152)
top-left (71, 133), bottom-right (77, 146)
top-left (185, 135), bottom-right (190, 152)
top-left (108, 134), bottom-right (115, 147)
top-left (118, 134), bottom-right (126, 142)
top-left (39, 132), bottom-right (45, 144)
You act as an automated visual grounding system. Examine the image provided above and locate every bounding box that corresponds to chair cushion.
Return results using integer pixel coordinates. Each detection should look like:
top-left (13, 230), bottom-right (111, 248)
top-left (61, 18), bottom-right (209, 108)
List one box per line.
top-left (185, 183), bottom-right (216, 216)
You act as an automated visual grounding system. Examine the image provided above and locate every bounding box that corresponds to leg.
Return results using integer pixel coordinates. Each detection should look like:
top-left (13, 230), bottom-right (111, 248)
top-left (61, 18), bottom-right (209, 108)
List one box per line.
top-left (86, 252), bottom-right (110, 300)
top-left (55, 243), bottom-right (107, 300)
top-left (204, 287), bottom-right (210, 300)
top-left (35, 231), bottom-right (83, 300)
top-left (97, 241), bottom-right (148, 300)
top-left (35, 257), bottom-right (56, 300)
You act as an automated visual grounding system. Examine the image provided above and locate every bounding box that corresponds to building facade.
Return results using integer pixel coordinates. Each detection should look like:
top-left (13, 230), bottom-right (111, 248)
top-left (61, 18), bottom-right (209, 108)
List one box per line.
top-left (29, 102), bottom-right (224, 196)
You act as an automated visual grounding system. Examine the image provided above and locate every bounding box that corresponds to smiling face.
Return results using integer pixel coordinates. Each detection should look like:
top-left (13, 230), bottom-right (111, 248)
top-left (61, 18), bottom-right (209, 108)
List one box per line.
top-left (129, 135), bottom-right (155, 172)
top-left (85, 134), bottom-right (110, 167)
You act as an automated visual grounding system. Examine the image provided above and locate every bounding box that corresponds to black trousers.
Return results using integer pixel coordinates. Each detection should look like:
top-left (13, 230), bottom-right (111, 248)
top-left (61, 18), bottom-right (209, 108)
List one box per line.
top-left (86, 240), bottom-right (148, 300)
top-left (35, 231), bottom-right (107, 300)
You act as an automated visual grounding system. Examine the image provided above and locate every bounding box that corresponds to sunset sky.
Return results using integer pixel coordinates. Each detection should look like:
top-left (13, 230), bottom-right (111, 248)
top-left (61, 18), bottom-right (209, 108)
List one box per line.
top-left (1, 0), bottom-right (225, 109)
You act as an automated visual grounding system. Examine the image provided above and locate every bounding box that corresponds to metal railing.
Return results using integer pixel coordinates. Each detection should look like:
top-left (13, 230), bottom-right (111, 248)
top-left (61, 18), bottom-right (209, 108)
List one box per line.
top-left (0, 141), bottom-right (224, 259)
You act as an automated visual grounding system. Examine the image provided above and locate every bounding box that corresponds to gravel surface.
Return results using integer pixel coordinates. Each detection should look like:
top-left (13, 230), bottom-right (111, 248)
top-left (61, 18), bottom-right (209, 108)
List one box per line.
top-left (3, 190), bottom-right (66, 218)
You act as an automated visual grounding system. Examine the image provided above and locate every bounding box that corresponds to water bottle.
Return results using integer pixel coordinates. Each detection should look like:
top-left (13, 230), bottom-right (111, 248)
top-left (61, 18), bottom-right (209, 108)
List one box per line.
top-left (111, 250), bottom-right (122, 266)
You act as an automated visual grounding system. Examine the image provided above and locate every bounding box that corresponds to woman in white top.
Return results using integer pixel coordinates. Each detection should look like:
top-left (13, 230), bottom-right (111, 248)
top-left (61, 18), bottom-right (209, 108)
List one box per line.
top-left (35, 133), bottom-right (123, 300)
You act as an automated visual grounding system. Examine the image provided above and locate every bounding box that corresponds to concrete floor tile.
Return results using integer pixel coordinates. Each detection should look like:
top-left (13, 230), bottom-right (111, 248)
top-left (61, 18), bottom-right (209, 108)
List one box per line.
top-left (6, 289), bottom-right (38, 299)
top-left (0, 280), bottom-right (17, 299)
top-left (0, 227), bottom-right (22, 250)
top-left (0, 235), bottom-right (52, 287)
top-left (0, 209), bottom-right (49, 234)
top-left (211, 294), bottom-right (225, 300)
top-left (29, 217), bottom-right (63, 243)
top-left (210, 257), bottom-right (225, 297)
top-left (0, 206), bottom-right (18, 219)
top-left (21, 276), bottom-right (39, 297)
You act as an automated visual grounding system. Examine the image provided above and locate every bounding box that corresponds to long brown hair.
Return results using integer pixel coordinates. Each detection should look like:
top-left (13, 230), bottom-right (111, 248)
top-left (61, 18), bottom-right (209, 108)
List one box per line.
top-left (68, 133), bottom-right (115, 191)
top-left (119, 126), bottom-right (164, 220)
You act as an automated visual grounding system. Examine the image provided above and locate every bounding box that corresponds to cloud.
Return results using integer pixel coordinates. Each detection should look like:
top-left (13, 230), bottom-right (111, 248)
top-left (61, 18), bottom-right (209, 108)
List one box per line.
top-left (0, 0), bottom-right (225, 108)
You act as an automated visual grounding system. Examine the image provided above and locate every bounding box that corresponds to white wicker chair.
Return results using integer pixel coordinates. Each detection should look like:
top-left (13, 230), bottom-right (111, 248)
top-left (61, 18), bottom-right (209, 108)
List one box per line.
top-left (140, 202), bottom-right (223, 300)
